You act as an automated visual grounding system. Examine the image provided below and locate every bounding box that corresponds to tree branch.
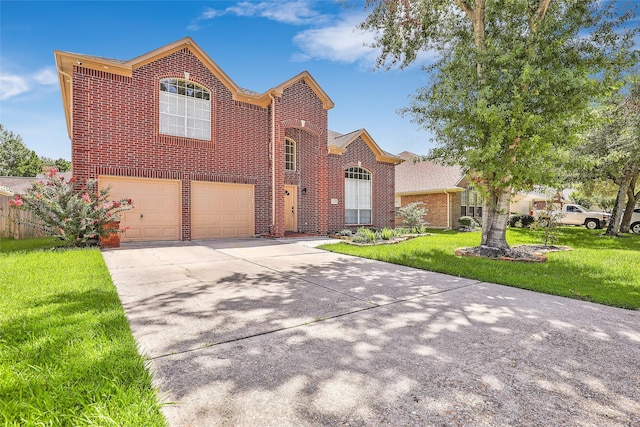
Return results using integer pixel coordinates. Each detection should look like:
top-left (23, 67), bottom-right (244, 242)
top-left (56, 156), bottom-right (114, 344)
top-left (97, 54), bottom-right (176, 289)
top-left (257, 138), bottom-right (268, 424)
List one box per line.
top-left (530, 0), bottom-right (551, 32)
top-left (453, 0), bottom-right (472, 17)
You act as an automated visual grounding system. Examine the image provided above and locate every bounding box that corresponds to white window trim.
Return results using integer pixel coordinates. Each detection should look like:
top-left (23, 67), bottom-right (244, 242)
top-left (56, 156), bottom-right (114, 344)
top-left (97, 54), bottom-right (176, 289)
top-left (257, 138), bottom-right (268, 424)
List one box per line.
top-left (345, 167), bottom-right (372, 225)
top-left (285, 138), bottom-right (296, 171)
top-left (159, 78), bottom-right (211, 141)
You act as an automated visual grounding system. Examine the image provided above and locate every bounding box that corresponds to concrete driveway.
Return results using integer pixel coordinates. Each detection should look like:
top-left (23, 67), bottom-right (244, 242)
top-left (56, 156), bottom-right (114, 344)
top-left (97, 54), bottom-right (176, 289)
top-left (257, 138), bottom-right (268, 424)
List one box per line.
top-left (102, 238), bottom-right (640, 427)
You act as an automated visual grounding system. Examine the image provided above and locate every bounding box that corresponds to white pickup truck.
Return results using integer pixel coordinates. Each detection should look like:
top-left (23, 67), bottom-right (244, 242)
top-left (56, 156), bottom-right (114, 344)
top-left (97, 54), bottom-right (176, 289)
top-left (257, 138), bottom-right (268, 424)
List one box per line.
top-left (627, 207), bottom-right (640, 234)
top-left (531, 203), bottom-right (611, 230)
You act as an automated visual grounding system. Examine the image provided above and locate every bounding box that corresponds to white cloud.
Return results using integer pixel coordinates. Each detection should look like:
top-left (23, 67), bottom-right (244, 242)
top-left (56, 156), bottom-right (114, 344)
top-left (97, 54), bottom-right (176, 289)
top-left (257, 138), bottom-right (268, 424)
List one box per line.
top-left (0, 75), bottom-right (29, 100)
top-left (189, 0), bottom-right (325, 30)
top-left (186, 2), bottom-right (438, 68)
top-left (0, 66), bottom-right (59, 100)
top-left (292, 12), bottom-right (379, 65)
top-left (292, 11), bottom-right (439, 68)
top-left (33, 67), bottom-right (58, 85)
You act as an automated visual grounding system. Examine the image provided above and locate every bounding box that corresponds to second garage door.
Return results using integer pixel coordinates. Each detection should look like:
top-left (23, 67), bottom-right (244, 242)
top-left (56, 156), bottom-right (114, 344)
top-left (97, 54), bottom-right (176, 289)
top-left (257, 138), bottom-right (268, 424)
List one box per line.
top-left (191, 181), bottom-right (255, 239)
top-left (99, 176), bottom-right (181, 242)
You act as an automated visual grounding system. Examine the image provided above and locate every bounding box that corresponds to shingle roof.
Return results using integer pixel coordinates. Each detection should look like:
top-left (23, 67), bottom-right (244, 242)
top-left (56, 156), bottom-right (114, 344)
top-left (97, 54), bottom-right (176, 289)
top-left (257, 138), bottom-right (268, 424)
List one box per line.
top-left (327, 129), bottom-right (362, 148)
top-left (0, 177), bottom-right (37, 195)
top-left (68, 53), bottom-right (129, 64)
top-left (0, 172), bottom-right (74, 195)
top-left (395, 151), bottom-right (466, 194)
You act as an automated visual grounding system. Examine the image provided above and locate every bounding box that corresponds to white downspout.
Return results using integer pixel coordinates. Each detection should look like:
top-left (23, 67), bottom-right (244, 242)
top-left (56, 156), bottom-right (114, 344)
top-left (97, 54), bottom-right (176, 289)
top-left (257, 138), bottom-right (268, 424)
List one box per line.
top-left (445, 190), bottom-right (450, 229)
top-left (270, 93), bottom-right (276, 230)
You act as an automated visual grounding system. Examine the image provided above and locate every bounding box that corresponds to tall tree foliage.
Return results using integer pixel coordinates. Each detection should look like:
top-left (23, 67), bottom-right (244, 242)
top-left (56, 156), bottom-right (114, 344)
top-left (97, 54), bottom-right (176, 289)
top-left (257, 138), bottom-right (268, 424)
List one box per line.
top-left (361, 0), bottom-right (638, 252)
top-left (40, 156), bottom-right (72, 172)
top-left (0, 124), bottom-right (42, 177)
top-left (580, 79), bottom-right (640, 235)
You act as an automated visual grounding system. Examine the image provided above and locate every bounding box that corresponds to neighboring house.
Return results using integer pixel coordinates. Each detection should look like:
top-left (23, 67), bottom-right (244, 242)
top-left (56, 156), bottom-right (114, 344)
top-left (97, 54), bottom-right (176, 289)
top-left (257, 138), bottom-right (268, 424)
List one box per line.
top-left (0, 173), bottom-right (73, 238)
top-left (54, 37), bottom-right (400, 242)
top-left (510, 189), bottom-right (573, 215)
top-left (394, 152), bottom-right (483, 228)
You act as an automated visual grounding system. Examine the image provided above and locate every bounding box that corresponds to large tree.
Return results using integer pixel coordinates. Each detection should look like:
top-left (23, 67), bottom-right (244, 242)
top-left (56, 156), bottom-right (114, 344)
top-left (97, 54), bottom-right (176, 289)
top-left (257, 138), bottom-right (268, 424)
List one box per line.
top-left (40, 156), bottom-right (72, 173)
top-left (361, 0), bottom-right (638, 253)
top-left (580, 79), bottom-right (640, 235)
top-left (0, 124), bottom-right (42, 177)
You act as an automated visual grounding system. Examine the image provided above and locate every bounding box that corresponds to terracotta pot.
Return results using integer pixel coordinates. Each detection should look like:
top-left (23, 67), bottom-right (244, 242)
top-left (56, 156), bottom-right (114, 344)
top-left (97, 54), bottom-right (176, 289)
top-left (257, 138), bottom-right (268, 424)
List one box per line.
top-left (100, 221), bottom-right (121, 248)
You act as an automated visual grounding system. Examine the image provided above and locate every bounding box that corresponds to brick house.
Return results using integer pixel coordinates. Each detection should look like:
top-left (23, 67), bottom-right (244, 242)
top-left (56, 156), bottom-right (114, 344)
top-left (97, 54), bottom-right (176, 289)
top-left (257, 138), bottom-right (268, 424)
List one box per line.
top-left (54, 37), bottom-right (401, 242)
top-left (395, 151), bottom-right (483, 228)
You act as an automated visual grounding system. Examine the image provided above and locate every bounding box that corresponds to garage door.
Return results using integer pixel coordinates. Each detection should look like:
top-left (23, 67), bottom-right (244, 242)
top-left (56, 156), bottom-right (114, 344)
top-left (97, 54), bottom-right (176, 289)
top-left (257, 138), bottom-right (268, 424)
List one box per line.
top-left (99, 176), bottom-right (181, 242)
top-left (191, 181), bottom-right (255, 239)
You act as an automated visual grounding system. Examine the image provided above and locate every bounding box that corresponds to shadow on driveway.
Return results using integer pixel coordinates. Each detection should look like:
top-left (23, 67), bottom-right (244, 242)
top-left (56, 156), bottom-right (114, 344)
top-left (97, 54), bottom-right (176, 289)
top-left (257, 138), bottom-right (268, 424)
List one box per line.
top-left (102, 239), bottom-right (640, 427)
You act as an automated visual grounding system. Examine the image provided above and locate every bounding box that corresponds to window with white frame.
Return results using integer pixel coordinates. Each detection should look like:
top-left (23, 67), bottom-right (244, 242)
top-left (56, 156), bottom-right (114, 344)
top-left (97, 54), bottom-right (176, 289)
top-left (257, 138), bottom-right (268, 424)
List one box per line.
top-left (461, 186), bottom-right (483, 218)
top-left (285, 138), bottom-right (296, 171)
top-left (345, 167), bottom-right (372, 225)
top-left (160, 78), bottom-right (211, 140)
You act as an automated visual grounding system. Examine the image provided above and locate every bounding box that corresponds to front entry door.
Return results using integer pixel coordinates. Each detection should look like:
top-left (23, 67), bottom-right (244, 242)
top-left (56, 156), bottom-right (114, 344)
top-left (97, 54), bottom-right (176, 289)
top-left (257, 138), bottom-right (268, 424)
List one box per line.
top-left (284, 185), bottom-right (297, 232)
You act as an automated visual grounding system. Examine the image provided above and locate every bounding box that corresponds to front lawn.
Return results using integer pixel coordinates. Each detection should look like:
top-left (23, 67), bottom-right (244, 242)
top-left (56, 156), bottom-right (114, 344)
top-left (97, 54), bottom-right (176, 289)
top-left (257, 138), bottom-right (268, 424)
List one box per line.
top-left (0, 238), bottom-right (166, 426)
top-left (320, 227), bottom-right (640, 310)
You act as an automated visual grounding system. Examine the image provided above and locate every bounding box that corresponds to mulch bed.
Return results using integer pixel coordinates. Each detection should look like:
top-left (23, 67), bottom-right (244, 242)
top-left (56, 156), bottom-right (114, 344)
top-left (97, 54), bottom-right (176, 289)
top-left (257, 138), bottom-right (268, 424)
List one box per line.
top-left (330, 234), bottom-right (429, 246)
top-left (455, 244), bottom-right (572, 262)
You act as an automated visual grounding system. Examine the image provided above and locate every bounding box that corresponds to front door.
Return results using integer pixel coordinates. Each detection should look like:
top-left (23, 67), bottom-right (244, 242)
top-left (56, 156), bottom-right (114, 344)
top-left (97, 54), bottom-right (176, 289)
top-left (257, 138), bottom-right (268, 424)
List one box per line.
top-left (284, 185), bottom-right (297, 232)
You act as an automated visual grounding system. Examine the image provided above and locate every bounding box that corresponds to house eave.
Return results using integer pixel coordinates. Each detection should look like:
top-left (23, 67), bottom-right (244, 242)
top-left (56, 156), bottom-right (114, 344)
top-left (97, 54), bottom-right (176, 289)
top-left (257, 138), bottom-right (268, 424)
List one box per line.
top-left (395, 187), bottom-right (465, 197)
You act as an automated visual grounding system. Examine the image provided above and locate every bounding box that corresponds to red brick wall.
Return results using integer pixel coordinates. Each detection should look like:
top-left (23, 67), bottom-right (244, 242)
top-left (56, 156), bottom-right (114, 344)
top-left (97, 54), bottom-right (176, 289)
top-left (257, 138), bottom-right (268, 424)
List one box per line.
top-left (327, 138), bottom-right (396, 233)
top-left (71, 46), bottom-right (397, 239)
top-left (71, 48), bottom-right (330, 239)
top-left (397, 192), bottom-right (462, 228)
top-left (279, 81), bottom-right (328, 235)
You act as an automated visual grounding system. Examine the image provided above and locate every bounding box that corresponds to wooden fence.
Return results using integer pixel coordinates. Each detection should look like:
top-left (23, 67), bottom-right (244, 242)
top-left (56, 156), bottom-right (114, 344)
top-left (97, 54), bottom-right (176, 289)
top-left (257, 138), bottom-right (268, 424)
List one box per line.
top-left (0, 194), bottom-right (42, 239)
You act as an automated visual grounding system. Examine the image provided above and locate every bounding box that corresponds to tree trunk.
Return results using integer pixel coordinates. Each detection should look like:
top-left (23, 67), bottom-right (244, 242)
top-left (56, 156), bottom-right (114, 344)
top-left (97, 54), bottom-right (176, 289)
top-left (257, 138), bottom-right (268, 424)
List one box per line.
top-left (605, 171), bottom-right (634, 236)
top-left (620, 172), bottom-right (639, 233)
top-left (480, 186), bottom-right (512, 252)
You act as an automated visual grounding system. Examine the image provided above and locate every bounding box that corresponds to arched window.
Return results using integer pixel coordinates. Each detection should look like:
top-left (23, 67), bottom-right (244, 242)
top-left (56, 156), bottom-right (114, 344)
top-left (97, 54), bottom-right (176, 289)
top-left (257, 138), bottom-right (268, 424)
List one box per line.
top-left (345, 167), bottom-right (372, 225)
top-left (285, 138), bottom-right (296, 171)
top-left (159, 78), bottom-right (211, 140)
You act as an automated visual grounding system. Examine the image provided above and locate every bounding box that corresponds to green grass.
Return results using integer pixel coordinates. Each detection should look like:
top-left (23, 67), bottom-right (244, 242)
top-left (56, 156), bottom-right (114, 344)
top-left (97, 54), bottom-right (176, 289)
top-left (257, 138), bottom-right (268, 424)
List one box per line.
top-left (320, 227), bottom-right (640, 310)
top-left (0, 237), bottom-right (66, 253)
top-left (0, 238), bottom-right (166, 426)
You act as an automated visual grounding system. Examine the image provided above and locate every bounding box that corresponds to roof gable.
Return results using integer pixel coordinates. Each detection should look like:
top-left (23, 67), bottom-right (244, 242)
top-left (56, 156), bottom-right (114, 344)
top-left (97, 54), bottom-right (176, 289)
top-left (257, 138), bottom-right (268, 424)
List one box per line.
top-left (328, 129), bottom-right (402, 165)
top-left (55, 37), bottom-right (334, 138)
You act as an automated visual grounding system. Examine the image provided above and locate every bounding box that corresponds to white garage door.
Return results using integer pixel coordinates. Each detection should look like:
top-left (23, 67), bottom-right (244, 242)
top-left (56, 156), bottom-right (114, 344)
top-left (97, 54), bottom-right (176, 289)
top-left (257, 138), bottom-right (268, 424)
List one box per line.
top-left (191, 181), bottom-right (255, 239)
top-left (99, 176), bottom-right (181, 242)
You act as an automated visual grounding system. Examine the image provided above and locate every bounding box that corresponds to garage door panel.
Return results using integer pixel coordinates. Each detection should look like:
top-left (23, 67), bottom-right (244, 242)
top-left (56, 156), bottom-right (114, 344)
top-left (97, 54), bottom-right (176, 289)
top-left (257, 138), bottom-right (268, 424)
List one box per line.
top-left (100, 176), bottom-right (181, 242)
top-left (191, 182), bottom-right (255, 239)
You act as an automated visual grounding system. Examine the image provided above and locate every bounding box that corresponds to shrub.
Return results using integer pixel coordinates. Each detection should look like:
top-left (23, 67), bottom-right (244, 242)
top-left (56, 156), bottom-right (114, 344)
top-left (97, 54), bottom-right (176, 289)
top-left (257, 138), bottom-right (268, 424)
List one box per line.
top-left (353, 227), bottom-right (379, 244)
top-left (398, 202), bottom-right (428, 230)
top-left (508, 214), bottom-right (535, 228)
top-left (394, 227), bottom-right (410, 236)
top-left (8, 169), bottom-right (132, 246)
top-left (338, 229), bottom-right (353, 237)
top-left (531, 206), bottom-right (562, 246)
top-left (458, 216), bottom-right (474, 227)
top-left (520, 214), bottom-right (535, 227)
top-left (412, 225), bottom-right (428, 234)
top-left (380, 227), bottom-right (395, 240)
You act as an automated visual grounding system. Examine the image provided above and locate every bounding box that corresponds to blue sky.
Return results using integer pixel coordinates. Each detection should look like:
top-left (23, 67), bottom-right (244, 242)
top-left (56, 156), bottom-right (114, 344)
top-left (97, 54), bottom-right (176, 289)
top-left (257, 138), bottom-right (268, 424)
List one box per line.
top-left (0, 0), bottom-right (436, 161)
top-left (1, 1), bottom-right (637, 162)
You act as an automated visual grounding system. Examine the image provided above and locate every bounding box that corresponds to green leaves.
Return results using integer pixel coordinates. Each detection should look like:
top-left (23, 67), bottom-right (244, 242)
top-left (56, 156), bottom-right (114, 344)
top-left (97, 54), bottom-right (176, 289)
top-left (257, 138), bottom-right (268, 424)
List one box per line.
top-left (364, 0), bottom-right (637, 249)
top-left (0, 124), bottom-right (42, 177)
top-left (9, 170), bottom-right (133, 246)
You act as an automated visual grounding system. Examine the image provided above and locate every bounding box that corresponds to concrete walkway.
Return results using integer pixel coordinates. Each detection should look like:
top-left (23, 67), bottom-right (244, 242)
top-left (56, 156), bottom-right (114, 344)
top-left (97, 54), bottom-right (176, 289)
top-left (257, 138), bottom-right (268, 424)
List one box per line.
top-left (102, 238), bottom-right (640, 427)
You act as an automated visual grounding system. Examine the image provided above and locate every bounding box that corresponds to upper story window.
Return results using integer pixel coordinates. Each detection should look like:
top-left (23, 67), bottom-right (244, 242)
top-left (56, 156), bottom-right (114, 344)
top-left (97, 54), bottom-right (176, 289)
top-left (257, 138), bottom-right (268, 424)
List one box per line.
top-left (285, 138), bottom-right (296, 171)
top-left (345, 167), bottom-right (372, 225)
top-left (159, 78), bottom-right (211, 140)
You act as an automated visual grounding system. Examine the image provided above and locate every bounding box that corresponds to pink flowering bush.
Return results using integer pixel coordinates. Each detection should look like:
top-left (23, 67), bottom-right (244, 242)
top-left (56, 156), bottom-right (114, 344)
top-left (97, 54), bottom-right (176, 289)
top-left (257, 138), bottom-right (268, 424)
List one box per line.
top-left (9, 169), bottom-right (133, 246)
